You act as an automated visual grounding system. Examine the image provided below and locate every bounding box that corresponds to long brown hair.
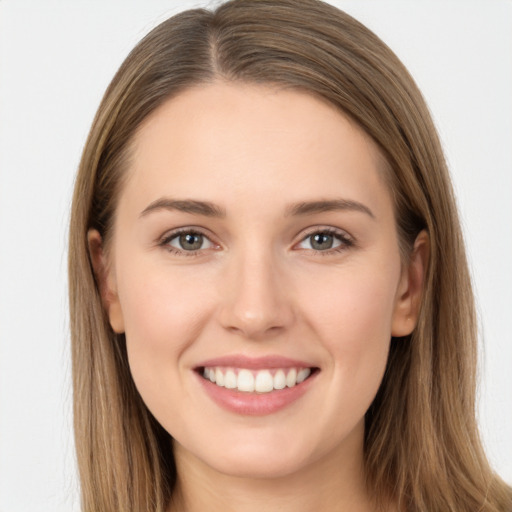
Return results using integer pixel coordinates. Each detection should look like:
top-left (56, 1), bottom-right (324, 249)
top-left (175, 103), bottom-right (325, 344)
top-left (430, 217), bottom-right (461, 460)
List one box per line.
top-left (68, 1), bottom-right (512, 510)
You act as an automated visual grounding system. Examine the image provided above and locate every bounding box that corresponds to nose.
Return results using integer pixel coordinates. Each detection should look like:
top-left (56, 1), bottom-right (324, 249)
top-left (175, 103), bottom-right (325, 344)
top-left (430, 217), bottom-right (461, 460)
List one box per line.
top-left (217, 248), bottom-right (295, 340)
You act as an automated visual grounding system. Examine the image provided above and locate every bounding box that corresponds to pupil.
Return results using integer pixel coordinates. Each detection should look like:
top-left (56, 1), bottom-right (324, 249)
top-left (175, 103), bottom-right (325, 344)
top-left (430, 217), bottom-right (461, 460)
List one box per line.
top-left (312, 233), bottom-right (333, 250)
top-left (180, 233), bottom-right (202, 250)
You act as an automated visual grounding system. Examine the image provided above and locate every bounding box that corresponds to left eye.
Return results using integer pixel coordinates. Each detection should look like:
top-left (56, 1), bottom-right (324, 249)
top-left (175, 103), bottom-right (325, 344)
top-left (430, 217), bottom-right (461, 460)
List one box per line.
top-left (297, 231), bottom-right (348, 251)
top-left (165, 231), bottom-right (215, 252)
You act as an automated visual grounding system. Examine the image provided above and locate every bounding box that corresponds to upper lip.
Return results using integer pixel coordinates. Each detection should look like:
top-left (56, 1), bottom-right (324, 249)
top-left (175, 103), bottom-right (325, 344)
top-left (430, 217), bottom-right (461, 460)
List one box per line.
top-left (195, 354), bottom-right (317, 370)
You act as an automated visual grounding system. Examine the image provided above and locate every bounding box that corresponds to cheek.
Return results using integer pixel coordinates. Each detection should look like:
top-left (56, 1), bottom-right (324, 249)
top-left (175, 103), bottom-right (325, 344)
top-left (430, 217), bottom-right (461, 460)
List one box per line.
top-left (119, 250), bottom-right (219, 334)
top-left (304, 262), bottom-right (399, 344)
top-left (117, 263), bottom-right (216, 400)
top-left (301, 264), bottom-right (399, 406)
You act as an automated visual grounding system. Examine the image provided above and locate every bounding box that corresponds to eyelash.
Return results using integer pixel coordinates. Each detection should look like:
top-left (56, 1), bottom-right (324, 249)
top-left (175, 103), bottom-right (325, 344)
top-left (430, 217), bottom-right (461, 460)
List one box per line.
top-left (159, 227), bottom-right (355, 257)
top-left (299, 227), bottom-right (354, 256)
top-left (159, 229), bottom-right (216, 257)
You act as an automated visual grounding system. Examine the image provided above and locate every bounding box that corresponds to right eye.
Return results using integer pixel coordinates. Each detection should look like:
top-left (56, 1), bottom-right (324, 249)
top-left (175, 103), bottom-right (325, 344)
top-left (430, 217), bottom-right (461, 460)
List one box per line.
top-left (160, 229), bottom-right (216, 256)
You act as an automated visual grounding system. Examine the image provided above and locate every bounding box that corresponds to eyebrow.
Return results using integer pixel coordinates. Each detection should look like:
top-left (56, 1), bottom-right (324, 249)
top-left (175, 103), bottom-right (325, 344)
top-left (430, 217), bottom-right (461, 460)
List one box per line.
top-left (139, 197), bottom-right (375, 220)
top-left (284, 198), bottom-right (375, 219)
top-left (140, 198), bottom-right (227, 218)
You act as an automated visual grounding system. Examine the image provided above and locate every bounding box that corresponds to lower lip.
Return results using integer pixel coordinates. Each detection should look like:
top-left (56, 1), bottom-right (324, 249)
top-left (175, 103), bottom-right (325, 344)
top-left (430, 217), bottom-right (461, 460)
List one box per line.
top-left (196, 371), bottom-right (318, 416)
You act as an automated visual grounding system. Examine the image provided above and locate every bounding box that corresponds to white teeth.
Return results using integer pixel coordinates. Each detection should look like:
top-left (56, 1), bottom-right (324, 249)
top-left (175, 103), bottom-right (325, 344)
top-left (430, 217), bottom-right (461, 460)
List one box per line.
top-left (286, 368), bottom-right (297, 388)
top-left (202, 366), bottom-right (313, 393)
top-left (273, 369), bottom-right (286, 390)
top-left (215, 368), bottom-right (224, 387)
top-left (296, 368), bottom-right (311, 383)
top-left (255, 370), bottom-right (274, 393)
top-left (237, 369), bottom-right (255, 392)
top-left (224, 369), bottom-right (237, 389)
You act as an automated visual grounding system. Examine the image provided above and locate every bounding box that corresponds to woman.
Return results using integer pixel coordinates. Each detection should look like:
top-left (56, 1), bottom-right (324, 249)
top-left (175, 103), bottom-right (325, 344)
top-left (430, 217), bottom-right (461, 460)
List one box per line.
top-left (68, 0), bottom-right (512, 510)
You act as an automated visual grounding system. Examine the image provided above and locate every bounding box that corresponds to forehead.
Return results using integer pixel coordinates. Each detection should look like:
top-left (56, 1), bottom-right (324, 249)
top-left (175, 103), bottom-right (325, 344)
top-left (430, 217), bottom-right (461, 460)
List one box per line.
top-left (122, 82), bottom-right (392, 220)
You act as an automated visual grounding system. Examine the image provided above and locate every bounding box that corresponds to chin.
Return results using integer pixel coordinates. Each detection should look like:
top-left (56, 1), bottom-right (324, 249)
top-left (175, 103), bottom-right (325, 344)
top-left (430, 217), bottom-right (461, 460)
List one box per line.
top-left (183, 429), bottom-right (322, 480)
top-left (209, 450), bottom-right (311, 480)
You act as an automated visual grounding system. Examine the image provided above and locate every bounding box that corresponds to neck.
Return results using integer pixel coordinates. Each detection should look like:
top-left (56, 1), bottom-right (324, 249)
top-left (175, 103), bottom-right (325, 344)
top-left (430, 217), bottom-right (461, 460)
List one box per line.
top-left (168, 424), bottom-right (378, 512)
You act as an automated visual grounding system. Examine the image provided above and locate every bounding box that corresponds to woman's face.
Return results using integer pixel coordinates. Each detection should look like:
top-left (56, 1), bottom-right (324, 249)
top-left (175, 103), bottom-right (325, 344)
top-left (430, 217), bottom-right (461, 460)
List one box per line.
top-left (95, 83), bottom-right (422, 479)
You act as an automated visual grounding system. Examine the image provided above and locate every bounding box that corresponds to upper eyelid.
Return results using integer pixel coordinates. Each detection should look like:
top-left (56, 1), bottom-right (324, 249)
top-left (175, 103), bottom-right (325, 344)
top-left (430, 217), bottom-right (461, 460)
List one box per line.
top-left (299, 225), bottom-right (352, 239)
top-left (160, 226), bottom-right (215, 243)
top-left (294, 226), bottom-right (354, 250)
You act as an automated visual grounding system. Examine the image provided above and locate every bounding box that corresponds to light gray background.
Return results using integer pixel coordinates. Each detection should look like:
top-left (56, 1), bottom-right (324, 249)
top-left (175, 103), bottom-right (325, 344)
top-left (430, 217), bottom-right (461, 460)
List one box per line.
top-left (0, 1), bottom-right (511, 510)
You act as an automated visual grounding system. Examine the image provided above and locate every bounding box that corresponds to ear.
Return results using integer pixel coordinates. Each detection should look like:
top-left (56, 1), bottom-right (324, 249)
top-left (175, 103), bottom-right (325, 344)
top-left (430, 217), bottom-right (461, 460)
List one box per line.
top-left (87, 229), bottom-right (125, 333)
top-left (391, 230), bottom-right (429, 337)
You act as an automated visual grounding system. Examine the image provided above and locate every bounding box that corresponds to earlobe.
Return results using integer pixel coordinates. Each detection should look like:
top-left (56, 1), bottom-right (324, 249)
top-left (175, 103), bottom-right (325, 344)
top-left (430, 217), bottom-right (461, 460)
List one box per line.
top-left (391, 230), bottom-right (429, 337)
top-left (87, 229), bottom-right (125, 334)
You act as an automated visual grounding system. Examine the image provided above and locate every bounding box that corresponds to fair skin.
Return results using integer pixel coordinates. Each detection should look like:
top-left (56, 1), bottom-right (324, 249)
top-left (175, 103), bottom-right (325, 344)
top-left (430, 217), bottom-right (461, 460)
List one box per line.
top-left (90, 82), bottom-right (427, 512)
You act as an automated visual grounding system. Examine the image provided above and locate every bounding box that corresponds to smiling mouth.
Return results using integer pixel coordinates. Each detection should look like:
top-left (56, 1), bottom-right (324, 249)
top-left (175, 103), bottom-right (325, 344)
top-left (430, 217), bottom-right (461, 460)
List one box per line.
top-left (197, 366), bottom-right (318, 393)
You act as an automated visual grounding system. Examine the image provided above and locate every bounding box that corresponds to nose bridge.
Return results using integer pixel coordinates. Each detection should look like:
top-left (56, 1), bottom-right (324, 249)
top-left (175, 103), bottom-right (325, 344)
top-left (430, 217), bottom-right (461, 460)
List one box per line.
top-left (218, 241), bottom-right (294, 339)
